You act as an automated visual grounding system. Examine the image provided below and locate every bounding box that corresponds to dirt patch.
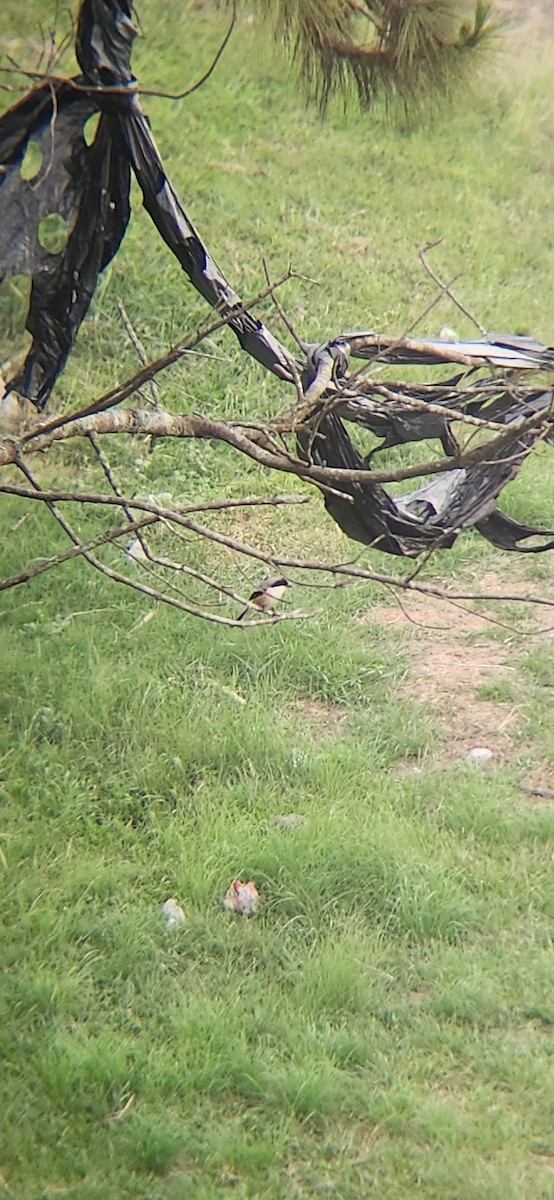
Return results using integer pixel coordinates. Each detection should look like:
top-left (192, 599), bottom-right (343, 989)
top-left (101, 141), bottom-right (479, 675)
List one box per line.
top-left (291, 698), bottom-right (349, 738)
top-left (516, 772), bottom-right (554, 806)
top-left (479, 570), bottom-right (554, 636)
top-left (364, 587), bottom-right (554, 765)
top-left (403, 639), bottom-right (520, 760)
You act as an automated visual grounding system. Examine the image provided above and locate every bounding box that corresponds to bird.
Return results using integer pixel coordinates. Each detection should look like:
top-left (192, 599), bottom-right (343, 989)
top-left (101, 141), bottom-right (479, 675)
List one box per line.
top-left (238, 576), bottom-right (289, 620)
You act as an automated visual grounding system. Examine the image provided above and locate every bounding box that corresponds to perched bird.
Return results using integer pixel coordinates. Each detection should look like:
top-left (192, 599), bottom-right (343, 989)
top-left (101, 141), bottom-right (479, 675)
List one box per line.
top-left (238, 576), bottom-right (289, 620)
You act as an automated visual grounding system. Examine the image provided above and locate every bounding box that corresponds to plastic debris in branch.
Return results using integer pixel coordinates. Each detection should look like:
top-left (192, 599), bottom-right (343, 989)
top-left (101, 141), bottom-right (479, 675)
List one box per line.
top-left (0, 0), bottom-right (294, 412)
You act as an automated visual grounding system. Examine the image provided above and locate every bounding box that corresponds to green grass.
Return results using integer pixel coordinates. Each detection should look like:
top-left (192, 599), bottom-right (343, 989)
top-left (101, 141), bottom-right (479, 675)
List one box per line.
top-left (2, 3), bottom-right (554, 1199)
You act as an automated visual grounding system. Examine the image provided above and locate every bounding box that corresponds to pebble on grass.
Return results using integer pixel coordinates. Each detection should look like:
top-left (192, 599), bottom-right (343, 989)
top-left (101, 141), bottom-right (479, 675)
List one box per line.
top-left (466, 747), bottom-right (494, 765)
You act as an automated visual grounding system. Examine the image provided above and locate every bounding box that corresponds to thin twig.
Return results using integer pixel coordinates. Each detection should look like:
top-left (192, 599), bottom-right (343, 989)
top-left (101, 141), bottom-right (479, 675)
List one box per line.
top-left (403, 271), bottom-right (463, 337)
top-left (140, 2), bottom-right (236, 99)
top-left (86, 430), bottom-right (152, 560)
top-left (262, 258), bottom-right (306, 353)
top-left (418, 240), bottom-right (487, 335)
top-left (115, 299), bottom-right (161, 409)
top-left (2, 483), bottom-right (553, 633)
top-left (20, 270), bottom-right (299, 443)
top-left (115, 296), bottom-right (160, 452)
top-left (344, 380), bottom-right (508, 434)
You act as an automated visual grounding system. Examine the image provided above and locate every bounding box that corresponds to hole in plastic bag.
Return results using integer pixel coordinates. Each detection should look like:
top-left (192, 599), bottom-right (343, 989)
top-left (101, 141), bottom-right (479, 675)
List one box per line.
top-left (38, 213), bottom-right (68, 254)
top-left (84, 112), bottom-right (100, 146)
top-left (20, 140), bottom-right (43, 180)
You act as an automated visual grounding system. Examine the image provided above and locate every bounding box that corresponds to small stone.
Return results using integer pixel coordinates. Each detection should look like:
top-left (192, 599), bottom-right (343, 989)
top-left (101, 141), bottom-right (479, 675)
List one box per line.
top-left (466, 747), bottom-right (494, 765)
top-left (271, 813), bottom-right (308, 830)
top-left (160, 898), bottom-right (186, 928)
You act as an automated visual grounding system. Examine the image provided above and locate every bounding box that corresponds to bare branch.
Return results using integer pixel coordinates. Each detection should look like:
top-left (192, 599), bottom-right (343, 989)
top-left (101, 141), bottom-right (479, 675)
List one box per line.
top-left (419, 240), bottom-right (487, 336)
top-left (3, 481), bottom-right (553, 622)
top-left (6, 400), bottom-right (552, 488)
top-left (115, 299), bottom-right (161, 410)
top-left (140, 2), bottom-right (237, 100)
top-left (20, 270), bottom-right (298, 444)
top-left (0, 481), bottom-right (314, 625)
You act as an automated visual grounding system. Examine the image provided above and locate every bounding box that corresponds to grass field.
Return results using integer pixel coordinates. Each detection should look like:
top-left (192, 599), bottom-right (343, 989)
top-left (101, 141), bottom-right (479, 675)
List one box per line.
top-left (1, 3), bottom-right (554, 1199)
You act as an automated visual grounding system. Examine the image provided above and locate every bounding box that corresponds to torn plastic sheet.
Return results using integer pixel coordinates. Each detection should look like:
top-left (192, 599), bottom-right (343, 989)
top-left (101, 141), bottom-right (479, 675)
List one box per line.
top-left (117, 100), bottom-right (294, 380)
top-left (5, 94), bottom-right (131, 408)
top-left (298, 411), bottom-right (554, 557)
top-left (298, 412), bottom-right (454, 556)
top-left (0, 0), bottom-right (293, 409)
top-left (0, 83), bottom-right (94, 277)
top-left (340, 330), bottom-right (554, 371)
top-left (338, 382), bottom-right (554, 458)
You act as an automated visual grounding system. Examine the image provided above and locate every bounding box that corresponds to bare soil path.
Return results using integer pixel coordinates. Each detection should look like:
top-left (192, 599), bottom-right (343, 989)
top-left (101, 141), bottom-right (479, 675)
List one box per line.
top-left (366, 558), bottom-right (554, 785)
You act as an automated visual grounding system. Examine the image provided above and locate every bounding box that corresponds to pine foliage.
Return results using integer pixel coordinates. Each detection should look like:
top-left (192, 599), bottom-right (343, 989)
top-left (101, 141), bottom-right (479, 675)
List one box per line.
top-left (248, 0), bottom-right (501, 109)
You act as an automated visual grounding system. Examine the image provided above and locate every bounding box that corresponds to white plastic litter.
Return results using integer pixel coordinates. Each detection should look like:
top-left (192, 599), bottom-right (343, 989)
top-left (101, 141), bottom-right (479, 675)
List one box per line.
top-left (160, 898), bottom-right (186, 928)
top-left (125, 538), bottom-right (148, 564)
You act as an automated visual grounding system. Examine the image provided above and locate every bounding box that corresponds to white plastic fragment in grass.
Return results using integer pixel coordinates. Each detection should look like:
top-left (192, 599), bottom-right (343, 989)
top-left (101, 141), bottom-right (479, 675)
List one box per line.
top-left (218, 685), bottom-right (247, 705)
top-left (466, 747), bottom-right (494, 765)
top-left (125, 538), bottom-right (148, 565)
top-left (271, 813), bottom-right (308, 829)
top-left (222, 880), bottom-right (261, 916)
top-left (160, 898), bottom-right (186, 928)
